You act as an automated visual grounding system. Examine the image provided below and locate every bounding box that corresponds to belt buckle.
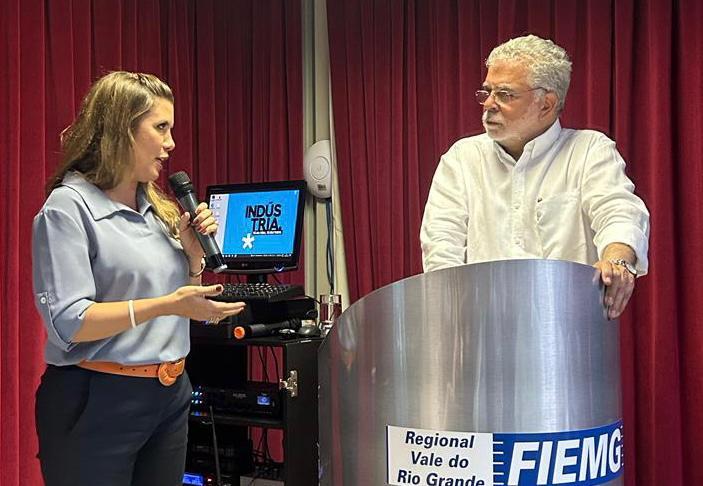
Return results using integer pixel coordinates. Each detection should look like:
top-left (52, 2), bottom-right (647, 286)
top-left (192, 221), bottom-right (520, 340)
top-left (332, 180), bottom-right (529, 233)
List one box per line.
top-left (157, 359), bottom-right (184, 386)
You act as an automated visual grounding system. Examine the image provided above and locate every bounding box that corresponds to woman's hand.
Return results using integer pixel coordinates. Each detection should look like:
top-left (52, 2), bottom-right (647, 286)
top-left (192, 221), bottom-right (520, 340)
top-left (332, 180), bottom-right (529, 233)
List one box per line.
top-left (179, 202), bottom-right (218, 262)
top-left (169, 284), bottom-right (246, 322)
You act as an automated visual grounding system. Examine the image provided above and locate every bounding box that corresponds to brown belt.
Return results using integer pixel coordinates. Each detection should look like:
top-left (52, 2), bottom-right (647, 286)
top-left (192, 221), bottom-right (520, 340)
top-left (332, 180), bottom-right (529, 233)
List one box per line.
top-left (77, 358), bottom-right (185, 386)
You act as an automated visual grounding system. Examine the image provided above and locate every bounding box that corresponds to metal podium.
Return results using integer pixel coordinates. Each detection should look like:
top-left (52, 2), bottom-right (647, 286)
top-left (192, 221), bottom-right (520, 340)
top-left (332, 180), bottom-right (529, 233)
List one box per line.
top-left (318, 259), bottom-right (623, 486)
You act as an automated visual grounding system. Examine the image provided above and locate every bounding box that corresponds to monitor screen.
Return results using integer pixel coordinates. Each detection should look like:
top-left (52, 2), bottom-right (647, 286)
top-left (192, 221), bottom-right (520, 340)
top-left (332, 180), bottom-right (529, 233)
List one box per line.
top-left (206, 180), bottom-right (307, 274)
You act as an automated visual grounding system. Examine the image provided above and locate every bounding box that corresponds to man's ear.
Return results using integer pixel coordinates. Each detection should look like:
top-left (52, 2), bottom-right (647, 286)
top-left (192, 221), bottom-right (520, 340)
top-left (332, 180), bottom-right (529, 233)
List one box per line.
top-left (539, 91), bottom-right (559, 119)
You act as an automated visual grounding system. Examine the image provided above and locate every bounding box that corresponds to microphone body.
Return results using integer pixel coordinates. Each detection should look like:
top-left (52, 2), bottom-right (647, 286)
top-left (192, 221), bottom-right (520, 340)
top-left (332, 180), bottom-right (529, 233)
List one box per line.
top-left (168, 171), bottom-right (227, 273)
top-left (234, 319), bottom-right (302, 339)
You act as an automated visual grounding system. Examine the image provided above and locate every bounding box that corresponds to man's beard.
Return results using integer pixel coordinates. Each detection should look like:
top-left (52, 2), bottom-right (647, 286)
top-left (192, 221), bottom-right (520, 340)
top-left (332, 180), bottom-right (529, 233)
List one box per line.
top-left (482, 111), bottom-right (508, 141)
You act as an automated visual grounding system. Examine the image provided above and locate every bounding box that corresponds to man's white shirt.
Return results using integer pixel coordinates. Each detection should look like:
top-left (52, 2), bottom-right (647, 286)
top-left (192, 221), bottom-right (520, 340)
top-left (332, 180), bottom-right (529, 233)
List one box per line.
top-left (420, 120), bottom-right (650, 274)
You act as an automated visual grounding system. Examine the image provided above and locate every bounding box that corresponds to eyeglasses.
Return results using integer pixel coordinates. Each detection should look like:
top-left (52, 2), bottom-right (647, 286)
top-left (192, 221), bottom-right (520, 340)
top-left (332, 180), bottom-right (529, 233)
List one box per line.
top-left (475, 87), bottom-right (545, 105)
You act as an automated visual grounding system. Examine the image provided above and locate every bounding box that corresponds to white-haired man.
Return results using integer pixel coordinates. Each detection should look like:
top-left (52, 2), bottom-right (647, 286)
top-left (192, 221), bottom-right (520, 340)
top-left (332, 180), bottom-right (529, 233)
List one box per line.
top-left (420, 34), bottom-right (650, 319)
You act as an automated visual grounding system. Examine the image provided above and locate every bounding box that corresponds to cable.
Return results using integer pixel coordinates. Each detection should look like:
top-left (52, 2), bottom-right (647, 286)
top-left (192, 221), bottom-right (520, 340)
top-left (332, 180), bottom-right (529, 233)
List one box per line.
top-left (325, 198), bottom-right (334, 292)
top-left (269, 346), bottom-right (280, 383)
top-left (304, 294), bottom-right (322, 305)
top-left (257, 346), bottom-right (269, 382)
top-left (245, 469), bottom-right (260, 486)
top-left (208, 405), bottom-right (222, 486)
top-left (251, 347), bottom-right (256, 377)
top-left (263, 428), bottom-right (272, 463)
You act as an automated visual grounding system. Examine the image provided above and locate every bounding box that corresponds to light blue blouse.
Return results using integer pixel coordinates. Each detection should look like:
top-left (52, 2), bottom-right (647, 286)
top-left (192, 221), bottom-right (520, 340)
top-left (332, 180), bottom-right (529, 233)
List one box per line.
top-left (32, 172), bottom-right (190, 366)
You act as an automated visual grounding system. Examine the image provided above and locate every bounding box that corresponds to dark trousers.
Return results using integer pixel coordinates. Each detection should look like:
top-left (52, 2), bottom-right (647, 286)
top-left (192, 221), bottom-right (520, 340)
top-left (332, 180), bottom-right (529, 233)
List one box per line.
top-left (35, 364), bottom-right (192, 486)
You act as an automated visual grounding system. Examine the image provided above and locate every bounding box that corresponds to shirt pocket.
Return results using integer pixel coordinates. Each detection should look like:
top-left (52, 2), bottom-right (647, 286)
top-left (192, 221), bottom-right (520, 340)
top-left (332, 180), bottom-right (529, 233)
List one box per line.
top-left (535, 190), bottom-right (585, 261)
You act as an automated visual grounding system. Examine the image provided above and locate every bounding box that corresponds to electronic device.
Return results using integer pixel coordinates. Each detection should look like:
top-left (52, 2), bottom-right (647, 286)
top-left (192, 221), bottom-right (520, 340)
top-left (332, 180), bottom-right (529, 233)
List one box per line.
top-left (206, 180), bottom-right (307, 276)
top-left (191, 383), bottom-right (282, 417)
top-left (210, 282), bottom-right (304, 304)
top-left (304, 140), bottom-right (332, 199)
top-left (190, 296), bottom-right (317, 339)
top-left (169, 171), bottom-right (227, 273)
top-left (233, 318), bottom-right (302, 339)
top-left (186, 448), bottom-right (250, 482)
top-left (183, 471), bottom-right (205, 485)
top-left (185, 425), bottom-right (252, 483)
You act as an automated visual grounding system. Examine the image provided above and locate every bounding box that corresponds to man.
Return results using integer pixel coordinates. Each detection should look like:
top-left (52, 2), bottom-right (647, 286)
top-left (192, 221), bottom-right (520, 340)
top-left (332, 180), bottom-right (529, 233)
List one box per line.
top-left (420, 34), bottom-right (649, 319)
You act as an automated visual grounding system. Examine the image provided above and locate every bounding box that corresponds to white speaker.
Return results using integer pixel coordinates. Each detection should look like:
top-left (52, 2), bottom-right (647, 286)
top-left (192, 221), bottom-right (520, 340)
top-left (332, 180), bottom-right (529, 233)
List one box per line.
top-left (304, 139), bottom-right (332, 199)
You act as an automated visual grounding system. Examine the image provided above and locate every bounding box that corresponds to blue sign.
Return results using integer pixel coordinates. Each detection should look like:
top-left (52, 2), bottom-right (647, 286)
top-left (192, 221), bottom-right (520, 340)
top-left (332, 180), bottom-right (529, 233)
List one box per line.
top-left (493, 421), bottom-right (623, 485)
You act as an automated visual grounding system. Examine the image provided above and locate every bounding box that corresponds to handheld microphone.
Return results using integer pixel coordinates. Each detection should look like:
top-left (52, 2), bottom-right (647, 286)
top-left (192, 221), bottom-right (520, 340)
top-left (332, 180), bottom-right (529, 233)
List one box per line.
top-left (168, 171), bottom-right (227, 273)
top-left (233, 318), bottom-right (302, 339)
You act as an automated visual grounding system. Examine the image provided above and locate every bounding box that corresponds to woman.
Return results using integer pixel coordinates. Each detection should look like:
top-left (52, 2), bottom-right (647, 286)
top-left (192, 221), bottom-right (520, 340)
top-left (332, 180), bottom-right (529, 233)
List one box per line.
top-left (32, 71), bottom-right (244, 486)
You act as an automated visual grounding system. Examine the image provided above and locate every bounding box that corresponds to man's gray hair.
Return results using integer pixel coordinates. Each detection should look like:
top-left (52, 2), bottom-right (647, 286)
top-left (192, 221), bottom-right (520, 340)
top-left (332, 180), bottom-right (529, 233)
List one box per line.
top-left (486, 34), bottom-right (572, 112)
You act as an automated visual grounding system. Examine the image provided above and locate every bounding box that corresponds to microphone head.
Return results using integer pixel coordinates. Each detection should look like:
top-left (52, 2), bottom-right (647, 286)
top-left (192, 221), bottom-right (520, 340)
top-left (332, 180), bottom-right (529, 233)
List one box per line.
top-left (168, 171), bottom-right (193, 198)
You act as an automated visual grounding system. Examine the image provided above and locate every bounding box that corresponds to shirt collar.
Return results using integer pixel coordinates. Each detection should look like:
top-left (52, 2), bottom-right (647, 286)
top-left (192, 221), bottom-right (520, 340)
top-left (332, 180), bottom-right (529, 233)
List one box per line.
top-left (61, 172), bottom-right (152, 220)
top-left (526, 118), bottom-right (562, 159)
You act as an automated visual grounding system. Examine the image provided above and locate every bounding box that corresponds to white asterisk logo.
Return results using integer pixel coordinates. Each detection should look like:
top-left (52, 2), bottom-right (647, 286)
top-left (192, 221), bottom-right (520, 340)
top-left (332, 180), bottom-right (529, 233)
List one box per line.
top-left (242, 233), bottom-right (255, 249)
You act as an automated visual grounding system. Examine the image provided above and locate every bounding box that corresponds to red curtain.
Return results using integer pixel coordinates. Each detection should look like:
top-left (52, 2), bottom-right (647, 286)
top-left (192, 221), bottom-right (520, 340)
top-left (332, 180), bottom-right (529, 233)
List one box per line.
top-left (0, 0), bottom-right (301, 483)
top-left (328, 0), bottom-right (702, 485)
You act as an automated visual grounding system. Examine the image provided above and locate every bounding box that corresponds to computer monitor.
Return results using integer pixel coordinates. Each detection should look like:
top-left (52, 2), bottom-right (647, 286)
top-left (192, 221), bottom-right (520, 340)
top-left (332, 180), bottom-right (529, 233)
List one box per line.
top-left (206, 180), bottom-right (307, 276)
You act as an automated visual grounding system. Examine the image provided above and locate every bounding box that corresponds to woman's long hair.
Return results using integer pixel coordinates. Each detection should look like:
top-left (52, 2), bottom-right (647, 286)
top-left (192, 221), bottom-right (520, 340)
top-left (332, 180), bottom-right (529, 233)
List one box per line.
top-left (47, 71), bottom-right (181, 237)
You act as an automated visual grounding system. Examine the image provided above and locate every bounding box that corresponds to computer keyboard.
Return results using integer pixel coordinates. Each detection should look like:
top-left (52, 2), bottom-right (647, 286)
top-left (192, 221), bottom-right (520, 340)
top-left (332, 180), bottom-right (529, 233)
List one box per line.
top-left (210, 282), bottom-right (305, 303)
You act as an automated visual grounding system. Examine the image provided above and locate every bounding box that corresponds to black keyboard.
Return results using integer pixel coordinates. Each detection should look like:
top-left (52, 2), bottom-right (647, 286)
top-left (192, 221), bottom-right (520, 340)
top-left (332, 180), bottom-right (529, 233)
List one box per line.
top-left (210, 282), bottom-right (305, 303)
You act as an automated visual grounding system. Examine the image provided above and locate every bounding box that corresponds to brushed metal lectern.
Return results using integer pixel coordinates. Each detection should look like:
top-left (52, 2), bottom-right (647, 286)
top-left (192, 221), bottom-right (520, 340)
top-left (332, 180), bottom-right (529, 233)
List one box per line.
top-left (319, 259), bottom-right (623, 486)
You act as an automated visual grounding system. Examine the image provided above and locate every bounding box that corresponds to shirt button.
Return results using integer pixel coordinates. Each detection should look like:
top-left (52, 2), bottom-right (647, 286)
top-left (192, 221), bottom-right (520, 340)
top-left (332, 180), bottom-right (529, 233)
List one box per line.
top-left (39, 296), bottom-right (47, 304)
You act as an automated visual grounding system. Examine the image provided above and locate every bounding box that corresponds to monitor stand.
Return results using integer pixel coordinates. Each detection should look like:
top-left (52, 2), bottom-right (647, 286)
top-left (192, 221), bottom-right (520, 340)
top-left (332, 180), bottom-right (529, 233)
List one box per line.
top-left (247, 274), bottom-right (268, 284)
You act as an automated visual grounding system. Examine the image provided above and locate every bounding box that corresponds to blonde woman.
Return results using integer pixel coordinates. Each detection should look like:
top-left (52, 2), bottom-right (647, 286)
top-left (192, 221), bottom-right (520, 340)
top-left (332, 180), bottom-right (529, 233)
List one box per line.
top-left (32, 71), bottom-right (245, 486)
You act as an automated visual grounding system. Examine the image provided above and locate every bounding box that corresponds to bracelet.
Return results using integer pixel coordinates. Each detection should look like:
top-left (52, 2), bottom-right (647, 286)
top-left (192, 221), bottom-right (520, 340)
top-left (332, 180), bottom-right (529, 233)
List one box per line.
top-left (128, 299), bottom-right (137, 328)
top-left (189, 258), bottom-right (206, 278)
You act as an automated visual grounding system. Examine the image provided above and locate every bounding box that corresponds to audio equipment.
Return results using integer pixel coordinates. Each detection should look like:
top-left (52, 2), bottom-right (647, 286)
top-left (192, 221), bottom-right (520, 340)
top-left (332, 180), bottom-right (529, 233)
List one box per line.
top-left (191, 382), bottom-right (282, 418)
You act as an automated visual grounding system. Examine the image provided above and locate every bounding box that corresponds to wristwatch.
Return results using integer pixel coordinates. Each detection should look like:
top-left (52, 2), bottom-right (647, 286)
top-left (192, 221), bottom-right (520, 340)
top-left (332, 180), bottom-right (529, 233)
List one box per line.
top-left (609, 258), bottom-right (637, 276)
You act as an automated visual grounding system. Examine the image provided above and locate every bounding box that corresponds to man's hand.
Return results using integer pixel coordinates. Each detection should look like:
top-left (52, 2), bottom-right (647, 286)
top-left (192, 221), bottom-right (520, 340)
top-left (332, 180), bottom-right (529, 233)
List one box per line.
top-left (593, 243), bottom-right (637, 319)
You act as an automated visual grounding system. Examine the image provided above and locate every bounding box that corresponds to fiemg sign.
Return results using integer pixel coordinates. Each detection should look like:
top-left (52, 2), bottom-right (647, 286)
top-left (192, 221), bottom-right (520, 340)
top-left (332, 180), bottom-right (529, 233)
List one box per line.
top-left (494, 421), bottom-right (623, 485)
top-left (387, 421), bottom-right (623, 486)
